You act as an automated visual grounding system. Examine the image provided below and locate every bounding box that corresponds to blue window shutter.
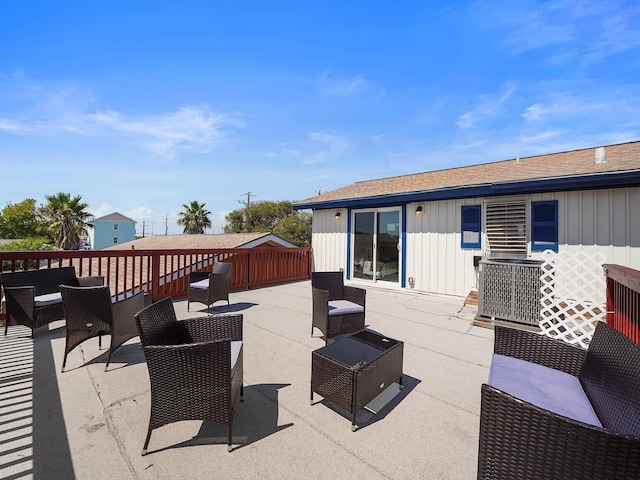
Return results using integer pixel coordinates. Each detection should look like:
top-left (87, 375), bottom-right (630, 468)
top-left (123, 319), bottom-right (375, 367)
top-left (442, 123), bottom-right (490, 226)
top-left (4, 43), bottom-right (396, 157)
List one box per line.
top-left (461, 205), bottom-right (482, 249)
top-left (531, 200), bottom-right (558, 251)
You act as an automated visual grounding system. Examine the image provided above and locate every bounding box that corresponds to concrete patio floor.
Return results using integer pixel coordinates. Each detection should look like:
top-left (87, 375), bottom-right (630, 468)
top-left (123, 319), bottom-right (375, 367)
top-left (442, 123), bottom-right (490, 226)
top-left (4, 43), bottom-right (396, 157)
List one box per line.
top-left (1, 281), bottom-right (495, 480)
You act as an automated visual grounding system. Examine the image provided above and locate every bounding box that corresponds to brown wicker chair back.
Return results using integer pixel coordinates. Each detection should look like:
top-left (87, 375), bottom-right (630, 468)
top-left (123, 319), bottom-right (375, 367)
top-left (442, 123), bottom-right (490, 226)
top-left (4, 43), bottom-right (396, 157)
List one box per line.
top-left (310, 271), bottom-right (366, 343)
top-left (187, 263), bottom-right (232, 312)
top-left (60, 285), bottom-right (145, 372)
top-left (134, 297), bottom-right (244, 454)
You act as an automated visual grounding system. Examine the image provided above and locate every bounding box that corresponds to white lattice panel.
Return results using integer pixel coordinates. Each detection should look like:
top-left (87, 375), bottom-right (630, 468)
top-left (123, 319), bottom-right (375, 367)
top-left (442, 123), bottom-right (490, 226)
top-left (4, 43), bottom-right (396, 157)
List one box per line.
top-left (539, 250), bottom-right (607, 348)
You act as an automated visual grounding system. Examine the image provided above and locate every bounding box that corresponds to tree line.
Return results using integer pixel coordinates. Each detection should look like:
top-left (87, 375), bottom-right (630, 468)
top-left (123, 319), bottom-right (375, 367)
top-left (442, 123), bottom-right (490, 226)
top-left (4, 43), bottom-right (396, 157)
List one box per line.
top-left (0, 194), bottom-right (311, 251)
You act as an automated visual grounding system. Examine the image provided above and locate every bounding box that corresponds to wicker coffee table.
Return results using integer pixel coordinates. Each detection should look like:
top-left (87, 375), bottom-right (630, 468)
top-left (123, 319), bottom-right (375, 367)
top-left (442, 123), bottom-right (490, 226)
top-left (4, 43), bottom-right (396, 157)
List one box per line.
top-left (310, 330), bottom-right (404, 431)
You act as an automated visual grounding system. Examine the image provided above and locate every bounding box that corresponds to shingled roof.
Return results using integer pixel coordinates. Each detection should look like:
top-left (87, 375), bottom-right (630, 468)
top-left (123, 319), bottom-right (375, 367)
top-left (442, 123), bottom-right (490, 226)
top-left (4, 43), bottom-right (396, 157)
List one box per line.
top-left (294, 141), bottom-right (640, 209)
top-left (106, 233), bottom-right (296, 250)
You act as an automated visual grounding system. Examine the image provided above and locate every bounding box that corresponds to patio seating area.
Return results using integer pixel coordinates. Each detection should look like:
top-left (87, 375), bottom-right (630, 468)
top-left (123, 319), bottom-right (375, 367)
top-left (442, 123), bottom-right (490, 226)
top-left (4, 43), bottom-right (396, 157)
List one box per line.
top-left (1, 280), bottom-right (493, 480)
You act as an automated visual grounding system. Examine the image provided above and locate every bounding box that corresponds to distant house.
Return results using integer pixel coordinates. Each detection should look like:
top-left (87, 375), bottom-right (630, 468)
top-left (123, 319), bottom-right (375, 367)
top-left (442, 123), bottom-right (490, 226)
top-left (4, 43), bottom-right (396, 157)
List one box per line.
top-left (293, 140), bottom-right (640, 298)
top-left (87, 212), bottom-right (136, 250)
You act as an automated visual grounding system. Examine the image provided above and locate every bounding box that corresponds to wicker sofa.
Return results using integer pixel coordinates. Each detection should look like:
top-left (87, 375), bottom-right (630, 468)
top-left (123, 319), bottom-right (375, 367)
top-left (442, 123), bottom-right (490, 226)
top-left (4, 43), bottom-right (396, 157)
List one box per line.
top-left (1, 266), bottom-right (103, 337)
top-left (478, 322), bottom-right (640, 480)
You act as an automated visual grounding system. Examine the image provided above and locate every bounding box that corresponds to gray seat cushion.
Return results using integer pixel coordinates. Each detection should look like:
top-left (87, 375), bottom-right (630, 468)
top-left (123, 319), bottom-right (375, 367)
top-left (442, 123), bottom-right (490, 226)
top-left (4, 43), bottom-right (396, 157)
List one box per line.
top-left (190, 279), bottom-right (209, 290)
top-left (328, 299), bottom-right (364, 316)
top-left (489, 354), bottom-right (601, 427)
top-left (34, 292), bottom-right (63, 307)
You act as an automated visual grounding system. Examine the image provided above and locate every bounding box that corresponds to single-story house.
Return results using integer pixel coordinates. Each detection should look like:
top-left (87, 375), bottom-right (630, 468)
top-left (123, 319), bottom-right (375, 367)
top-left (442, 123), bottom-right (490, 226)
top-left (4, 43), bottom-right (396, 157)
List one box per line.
top-left (108, 232), bottom-right (297, 250)
top-left (293, 140), bottom-right (640, 299)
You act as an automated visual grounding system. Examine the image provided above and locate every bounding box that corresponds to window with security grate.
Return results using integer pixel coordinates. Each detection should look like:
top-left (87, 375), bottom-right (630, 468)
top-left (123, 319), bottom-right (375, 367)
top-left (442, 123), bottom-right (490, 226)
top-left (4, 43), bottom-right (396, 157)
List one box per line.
top-left (485, 200), bottom-right (527, 255)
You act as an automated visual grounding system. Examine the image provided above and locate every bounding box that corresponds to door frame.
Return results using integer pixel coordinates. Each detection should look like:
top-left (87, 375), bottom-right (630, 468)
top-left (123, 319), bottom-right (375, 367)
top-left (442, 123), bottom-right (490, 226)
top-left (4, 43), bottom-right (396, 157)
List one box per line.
top-left (347, 206), bottom-right (405, 286)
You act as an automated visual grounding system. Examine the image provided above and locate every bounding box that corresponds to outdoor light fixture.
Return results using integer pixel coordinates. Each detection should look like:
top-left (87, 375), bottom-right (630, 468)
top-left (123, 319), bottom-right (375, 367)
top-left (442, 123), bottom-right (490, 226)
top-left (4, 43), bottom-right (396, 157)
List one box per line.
top-left (335, 211), bottom-right (341, 219)
top-left (415, 206), bottom-right (423, 216)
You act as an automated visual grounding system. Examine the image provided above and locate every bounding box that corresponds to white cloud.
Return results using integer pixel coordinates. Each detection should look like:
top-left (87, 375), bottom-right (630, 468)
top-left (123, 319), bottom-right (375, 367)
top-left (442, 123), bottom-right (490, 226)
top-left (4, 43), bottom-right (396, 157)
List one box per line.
top-left (320, 72), bottom-right (369, 97)
top-left (89, 105), bottom-right (242, 157)
top-left (456, 84), bottom-right (517, 129)
top-left (304, 131), bottom-right (350, 164)
top-left (470, 0), bottom-right (640, 64)
top-left (0, 75), bottom-right (244, 157)
top-left (88, 202), bottom-right (117, 219)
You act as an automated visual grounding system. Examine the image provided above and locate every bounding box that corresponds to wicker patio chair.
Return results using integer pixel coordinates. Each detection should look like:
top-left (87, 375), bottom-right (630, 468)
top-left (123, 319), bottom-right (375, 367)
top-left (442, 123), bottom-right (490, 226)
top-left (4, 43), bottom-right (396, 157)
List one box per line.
top-left (311, 271), bottom-right (366, 344)
top-left (478, 323), bottom-right (640, 480)
top-left (59, 285), bottom-right (146, 372)
top-left (2, 267), bottom-right (104, 338)
top-left (134, 297), bottom-right (244, 454)
top-left (187, 262), bottom-right (232, 311)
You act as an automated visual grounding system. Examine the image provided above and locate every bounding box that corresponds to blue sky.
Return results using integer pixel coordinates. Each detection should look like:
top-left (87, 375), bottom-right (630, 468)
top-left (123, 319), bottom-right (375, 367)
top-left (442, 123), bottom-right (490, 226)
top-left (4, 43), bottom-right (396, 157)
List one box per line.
top-left (2, 1), bottom-right (639, 235)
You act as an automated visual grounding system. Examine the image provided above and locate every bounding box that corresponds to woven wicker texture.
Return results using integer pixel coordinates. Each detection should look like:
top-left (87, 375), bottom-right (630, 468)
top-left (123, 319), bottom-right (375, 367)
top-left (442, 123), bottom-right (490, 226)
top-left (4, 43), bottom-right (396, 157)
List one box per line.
top-left (311, 272), bottom-right (366, 343)
top-left (134, 297), bottom-right (243, 454)
top-left (479, 322), bottom-right (640, 479)
top-left (60, 285), bottom-right (145, 372)
top-left (2, 267), bottom-right (103, 337)
top-left (187, 262), bottom-right (232, 311)
top-left (311, 330), bottom-right (403, 430)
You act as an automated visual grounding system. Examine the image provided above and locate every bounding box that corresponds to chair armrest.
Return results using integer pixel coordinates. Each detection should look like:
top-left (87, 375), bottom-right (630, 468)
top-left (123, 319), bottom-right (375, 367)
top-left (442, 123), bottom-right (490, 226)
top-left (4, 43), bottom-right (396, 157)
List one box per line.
top-left (143, 340), bottom-right (235, 384)
top-left (4, 285), bottom-right (36, 311)
top-left (209, 272), bottom-right (231, 289)
top-left (343, 285), bottom-right (366, 307)
top-left (78, 276), bottom-right (105, 287)
top-left (189, 271), bottom-right (210, 284)
top-left (112, 291), bottom-right (146, 323)
top-left (494, 326), bottom-right (586, 376)
top-left (181, 313), bottom-right (243, 343)
top-left (312, 287), bottom-right (329, 317)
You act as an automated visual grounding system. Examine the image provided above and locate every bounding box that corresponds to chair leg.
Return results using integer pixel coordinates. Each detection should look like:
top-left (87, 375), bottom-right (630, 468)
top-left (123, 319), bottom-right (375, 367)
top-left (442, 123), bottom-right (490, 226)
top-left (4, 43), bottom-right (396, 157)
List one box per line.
top-left (142, 426), bottom-right (153, 456)
top-left (105, 349), bottom-right (113, 372)
top-left (61, 352), bottom-right (68, 373)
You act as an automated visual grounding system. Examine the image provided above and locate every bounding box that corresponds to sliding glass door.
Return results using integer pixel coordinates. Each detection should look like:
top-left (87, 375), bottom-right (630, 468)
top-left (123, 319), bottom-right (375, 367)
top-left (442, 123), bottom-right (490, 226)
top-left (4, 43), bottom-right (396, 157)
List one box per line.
top-left (352, 209), bottom-right (400, 284)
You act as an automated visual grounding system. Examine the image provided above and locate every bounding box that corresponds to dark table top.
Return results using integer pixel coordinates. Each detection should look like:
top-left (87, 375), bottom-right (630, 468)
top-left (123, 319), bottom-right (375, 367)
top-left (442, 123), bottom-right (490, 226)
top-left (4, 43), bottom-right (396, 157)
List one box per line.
top-left (313, 330), bottom-right (401, 369)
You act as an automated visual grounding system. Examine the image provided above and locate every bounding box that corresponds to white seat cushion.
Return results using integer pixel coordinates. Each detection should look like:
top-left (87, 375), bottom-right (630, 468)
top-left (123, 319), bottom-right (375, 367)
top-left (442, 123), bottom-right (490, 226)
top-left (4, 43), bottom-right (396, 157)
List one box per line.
top-left (189, 279), bottom-right (209, 290)
top-left (34, 292), bottom-right (62, 307)
top-left (489, 354), bottom-right (601, 427)
top-left (328, 299), bottom-right (364, 316)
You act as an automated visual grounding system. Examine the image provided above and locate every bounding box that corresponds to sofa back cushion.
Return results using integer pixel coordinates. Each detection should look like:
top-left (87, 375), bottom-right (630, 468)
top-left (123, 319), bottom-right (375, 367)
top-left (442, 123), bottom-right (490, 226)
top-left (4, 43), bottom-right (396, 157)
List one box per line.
top-left (580, 321), bottom-right (640, 437)
top-left (1, 266), bottom-right (79, 296)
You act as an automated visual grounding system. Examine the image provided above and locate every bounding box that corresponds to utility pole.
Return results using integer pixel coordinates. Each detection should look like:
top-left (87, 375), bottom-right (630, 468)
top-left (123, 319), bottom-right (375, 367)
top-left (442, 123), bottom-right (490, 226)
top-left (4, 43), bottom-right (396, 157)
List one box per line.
top-left (238, 192), bottom-right (255, 208)
top-left (164, 215), bottom-right (169, 235)
top-left (142, 220), bottom-right (146, 237)
top-left (238, 192), bottom-right (256, 227)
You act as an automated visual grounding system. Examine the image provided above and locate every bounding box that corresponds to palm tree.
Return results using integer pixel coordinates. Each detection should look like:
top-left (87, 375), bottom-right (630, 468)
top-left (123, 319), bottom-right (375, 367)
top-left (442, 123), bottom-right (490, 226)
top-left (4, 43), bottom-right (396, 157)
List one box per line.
top-left (41, 192), bottom-right (91, 250)
top-left (177, 200), bottom-right (212, 234)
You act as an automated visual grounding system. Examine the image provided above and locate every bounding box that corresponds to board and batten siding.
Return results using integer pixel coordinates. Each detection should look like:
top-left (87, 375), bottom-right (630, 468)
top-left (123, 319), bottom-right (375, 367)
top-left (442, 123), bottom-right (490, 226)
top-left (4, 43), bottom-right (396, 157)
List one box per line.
top-left (310, 186), bottom-right (639, 298)
top-left (311, 209), bottom-right (348, 272)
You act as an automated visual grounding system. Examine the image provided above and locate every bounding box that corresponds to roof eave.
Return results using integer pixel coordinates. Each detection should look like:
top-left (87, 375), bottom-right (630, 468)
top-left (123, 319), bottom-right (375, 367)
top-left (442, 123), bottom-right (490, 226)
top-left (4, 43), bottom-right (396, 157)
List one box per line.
top-left (293, 170), bottom-right (640, 210)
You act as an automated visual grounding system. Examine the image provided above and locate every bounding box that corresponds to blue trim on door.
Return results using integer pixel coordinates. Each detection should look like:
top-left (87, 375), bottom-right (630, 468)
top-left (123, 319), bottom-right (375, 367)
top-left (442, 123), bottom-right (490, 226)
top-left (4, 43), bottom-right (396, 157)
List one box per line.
top-left (401, 204), bottom-right (407, 288)
top-left (346, 207), bottom-right (352, 279)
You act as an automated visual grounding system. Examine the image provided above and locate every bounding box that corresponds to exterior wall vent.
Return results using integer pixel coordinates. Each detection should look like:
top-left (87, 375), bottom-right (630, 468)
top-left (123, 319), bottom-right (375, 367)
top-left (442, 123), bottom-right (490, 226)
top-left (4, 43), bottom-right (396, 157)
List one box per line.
top-left (595, 146), bottom-right (606, 165)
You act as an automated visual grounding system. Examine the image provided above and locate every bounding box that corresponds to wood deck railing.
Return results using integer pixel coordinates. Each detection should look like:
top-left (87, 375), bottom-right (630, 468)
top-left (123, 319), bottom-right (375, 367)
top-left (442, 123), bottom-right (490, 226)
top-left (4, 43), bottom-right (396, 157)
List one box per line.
top-left (604, 264), bottom-right (640, 345)
top-left (1, 247), bottom-right (312, 320)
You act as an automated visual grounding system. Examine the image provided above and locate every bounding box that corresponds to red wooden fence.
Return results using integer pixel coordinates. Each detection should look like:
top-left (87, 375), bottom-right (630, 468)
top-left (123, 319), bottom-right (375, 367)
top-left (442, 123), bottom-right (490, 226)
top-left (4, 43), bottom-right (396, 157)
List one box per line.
top-left (604, 263), bottom-right (640, 345)
top-left (1, 247), bottom-right (312, 320)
